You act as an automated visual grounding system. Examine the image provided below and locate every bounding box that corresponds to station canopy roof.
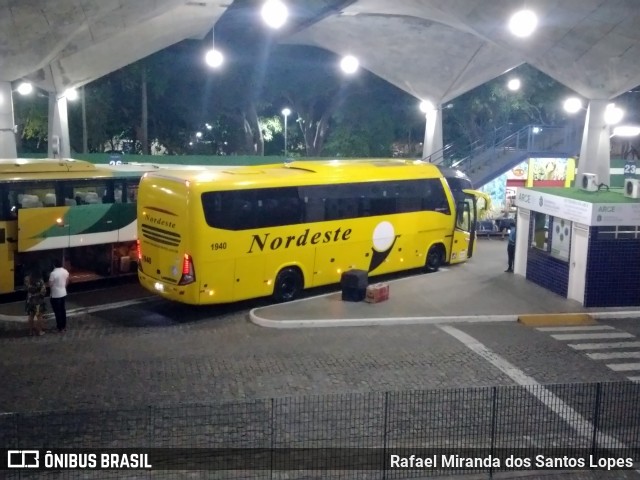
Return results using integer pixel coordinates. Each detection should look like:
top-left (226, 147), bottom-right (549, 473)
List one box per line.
top-left (1, 0), bottom-right (639, 102)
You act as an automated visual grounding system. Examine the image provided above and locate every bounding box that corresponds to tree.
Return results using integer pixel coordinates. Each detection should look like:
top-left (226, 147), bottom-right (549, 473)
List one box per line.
top-left (13, 93), bottom-right (48, 153)
top-left (323, 74), bottom-right (423, 157)
top-left (443, 64), bottom-right (575, 153)
top-left (263, 45), bottom-right (350, 156)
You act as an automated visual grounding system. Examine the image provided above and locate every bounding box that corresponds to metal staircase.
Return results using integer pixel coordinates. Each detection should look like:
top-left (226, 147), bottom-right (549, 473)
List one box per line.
top-left (427, 124), bottom-right (581, 188)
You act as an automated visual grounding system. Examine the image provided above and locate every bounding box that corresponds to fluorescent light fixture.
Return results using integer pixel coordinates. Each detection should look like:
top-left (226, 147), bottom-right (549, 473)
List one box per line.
top-left (613, 125), bottom-right (640, 137)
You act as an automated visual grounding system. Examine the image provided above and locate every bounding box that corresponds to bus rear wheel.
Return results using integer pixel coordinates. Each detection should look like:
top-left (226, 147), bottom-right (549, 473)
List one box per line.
top-left (273, 268), bottom-right (303, 303)
top-left (425, 246), bottom-right (442, 273)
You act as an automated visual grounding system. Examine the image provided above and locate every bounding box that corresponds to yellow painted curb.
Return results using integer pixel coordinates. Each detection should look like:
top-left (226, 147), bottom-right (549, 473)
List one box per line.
top-left (518, 313), bottom-right (595, 327)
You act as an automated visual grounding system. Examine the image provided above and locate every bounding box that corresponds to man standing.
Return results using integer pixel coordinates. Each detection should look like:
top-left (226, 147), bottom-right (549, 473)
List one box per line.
top-left (49, 259), bottom-right (70, 332)
top-left (505, 221), bottom-right (517, 273)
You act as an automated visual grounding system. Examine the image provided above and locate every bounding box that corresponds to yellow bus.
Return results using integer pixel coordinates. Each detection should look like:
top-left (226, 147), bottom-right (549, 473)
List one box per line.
top-left (0, 158), bottom-right (183, 295)
top-left (137, 159), bottom-right (488, 305)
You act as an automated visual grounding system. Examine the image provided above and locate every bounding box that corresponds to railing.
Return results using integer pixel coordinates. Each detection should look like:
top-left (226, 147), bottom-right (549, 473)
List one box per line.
top-left (2, 381), bottom-right (639, 478)
top-left (423, 124), bottom-right (527, 167)
top-left (450, 125), bottom-right (579, 172)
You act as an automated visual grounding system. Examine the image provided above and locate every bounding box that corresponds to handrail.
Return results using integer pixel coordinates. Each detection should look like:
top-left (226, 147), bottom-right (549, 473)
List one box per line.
top-left (449, 124), bottom-right (580, 173)
top-left (421, 142), bottom-right (455, 164)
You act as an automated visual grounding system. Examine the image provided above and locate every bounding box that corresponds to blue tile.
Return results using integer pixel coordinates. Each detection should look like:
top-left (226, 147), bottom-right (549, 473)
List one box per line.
top-left (584, 227), bottom-right (640, 307)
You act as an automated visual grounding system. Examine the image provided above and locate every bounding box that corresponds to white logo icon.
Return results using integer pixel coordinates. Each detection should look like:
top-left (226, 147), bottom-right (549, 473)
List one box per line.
top-left (7, 450), bottom-right (39, 468)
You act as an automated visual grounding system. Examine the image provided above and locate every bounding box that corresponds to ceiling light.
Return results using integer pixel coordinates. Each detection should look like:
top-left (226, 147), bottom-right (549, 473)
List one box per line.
top-left (17, 82), bottom-right (33, 95)
top-left (261, 0), bottom-right (288, 29)
top-left (507, 78), bottom-right (521, 91)
top-left (508, 10), bottom-right (538, 37)
top-left (340, 55), bottom-right (359, 74)
top-left (604, 103), bottom-right (624, 125)
top-left (205, 49), bottom-right (224, 68)
top-left (563, 97), bottom-right (583, 113)
top-left (64, 88), bottom-right (79, 101)
top-left (419, 100), bottom-right (435, 113)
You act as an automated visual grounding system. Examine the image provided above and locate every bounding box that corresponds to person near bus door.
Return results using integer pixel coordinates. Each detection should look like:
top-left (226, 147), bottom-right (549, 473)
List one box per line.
top-left (25, 269), bottom-right (47, 336)
top-left (505, 221), bottom-right (516, 273)
top-left (49, 258), bottom-right (70, 332)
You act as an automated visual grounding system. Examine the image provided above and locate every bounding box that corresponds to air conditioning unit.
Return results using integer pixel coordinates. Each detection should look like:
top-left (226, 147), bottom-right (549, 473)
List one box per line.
top-left (579, 172), bottom-right (598, 192)
top-left (624, 178), bottom-right (640, 199)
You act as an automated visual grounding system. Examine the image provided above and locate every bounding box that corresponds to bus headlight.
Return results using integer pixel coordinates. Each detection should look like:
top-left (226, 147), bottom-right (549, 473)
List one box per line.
top-left (154, 282), bottom-right (164, 292)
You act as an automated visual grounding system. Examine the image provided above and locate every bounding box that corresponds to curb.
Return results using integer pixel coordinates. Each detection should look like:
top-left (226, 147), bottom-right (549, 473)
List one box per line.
top-left (249, 307), bottom-right (640, 329)
top-left (517, 313), bottom-right (595, 327)
top-left (249, 311), bottom-right (519, 328)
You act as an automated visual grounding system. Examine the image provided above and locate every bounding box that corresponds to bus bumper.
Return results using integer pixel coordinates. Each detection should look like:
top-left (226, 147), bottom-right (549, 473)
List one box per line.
top-left (138, 271), bottom-right (196, 304)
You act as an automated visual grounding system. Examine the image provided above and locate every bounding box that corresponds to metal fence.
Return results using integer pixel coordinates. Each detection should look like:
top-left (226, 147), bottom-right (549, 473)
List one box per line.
top-left (2, 381), bottom-right (639, 479)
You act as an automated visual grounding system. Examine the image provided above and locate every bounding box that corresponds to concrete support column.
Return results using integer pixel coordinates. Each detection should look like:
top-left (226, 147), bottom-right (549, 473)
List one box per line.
top-left (577, 99), bottom-right (611, 186)
top-left (514, 208), bottom-right (530, 276)
top-left (0, 81), bottom-right (18, 158)
top-left (422, 106), bottom-right (443, 162)
top-left (48, 92), bottom-right (71, 158)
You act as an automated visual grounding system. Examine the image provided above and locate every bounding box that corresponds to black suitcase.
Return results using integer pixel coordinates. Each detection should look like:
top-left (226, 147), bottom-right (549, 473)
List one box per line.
top-left (341, 269), bottom-right (368, 302)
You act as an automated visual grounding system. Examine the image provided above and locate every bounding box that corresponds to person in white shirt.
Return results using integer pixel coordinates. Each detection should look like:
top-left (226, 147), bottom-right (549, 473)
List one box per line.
top-left (49, 259), bottom-right (70, 332)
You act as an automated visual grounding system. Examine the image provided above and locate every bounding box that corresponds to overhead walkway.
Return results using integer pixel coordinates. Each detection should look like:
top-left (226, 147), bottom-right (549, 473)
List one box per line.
top-left (428, 124), bottom-right (581, 187)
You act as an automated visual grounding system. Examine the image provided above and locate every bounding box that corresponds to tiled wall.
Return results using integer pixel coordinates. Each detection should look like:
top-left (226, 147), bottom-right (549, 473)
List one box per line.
top-left (584, 228), bottom-right (640, 307)
top-left (526, 216), bottom-right (570, 298)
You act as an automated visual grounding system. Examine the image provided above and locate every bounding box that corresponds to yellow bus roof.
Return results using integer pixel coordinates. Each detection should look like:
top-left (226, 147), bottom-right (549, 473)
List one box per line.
top-left (142, 159), bottom-right (445, 190)
top-left (0, 158), bottom-right (161, 181)
top-left (0, 158), bottom-right (97, 174)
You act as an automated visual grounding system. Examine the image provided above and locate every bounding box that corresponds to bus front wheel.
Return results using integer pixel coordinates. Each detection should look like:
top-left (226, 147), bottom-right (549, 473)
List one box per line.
top-left (273, 268), bottom-right (303, 303)
top-left (425, 246), bottom-right (442, 273)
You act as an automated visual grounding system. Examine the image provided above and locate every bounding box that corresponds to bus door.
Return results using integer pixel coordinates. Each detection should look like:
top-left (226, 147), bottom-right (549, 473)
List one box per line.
top-left (450, 194), bottom-right (477, 264)
top-left (0, 220), bottom-right (17, 293)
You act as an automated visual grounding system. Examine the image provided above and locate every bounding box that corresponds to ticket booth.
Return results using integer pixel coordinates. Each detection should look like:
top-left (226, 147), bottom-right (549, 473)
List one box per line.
top-left (514, 186), bottom-right (640, 307)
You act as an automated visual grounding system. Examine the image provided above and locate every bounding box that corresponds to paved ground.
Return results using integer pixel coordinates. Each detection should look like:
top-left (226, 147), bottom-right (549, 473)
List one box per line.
top-left (1, 239), bottom-right (639, 479)
top-left (3, 304), bottom-right (639, 413)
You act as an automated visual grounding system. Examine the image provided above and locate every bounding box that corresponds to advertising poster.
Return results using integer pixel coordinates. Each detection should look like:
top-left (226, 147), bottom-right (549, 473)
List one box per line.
top-left (506, 162), bottom-right (528, 181)
top-left (531, 158), bottom-right (568, 184)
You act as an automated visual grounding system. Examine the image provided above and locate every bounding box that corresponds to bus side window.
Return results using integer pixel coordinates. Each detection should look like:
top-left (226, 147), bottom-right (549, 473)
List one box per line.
top-left (368, 182), bottom-right (396, 216)
top-left (303, 196), bottom-right (324, 223)
top-left (397, 180), bottom-right (421, 213)
top-left (234, 199), bottom-right (254, 229)
top-left (423, 179), bottom-right (451, 214)
top-left (102, 182), bottom-right (115, 204)
top-left (255, 187), bottom-right (302, 228)
top-left (126, 183), bottom-right (138, 203)
top-left (43, 193), bottom-right (57, 207)
top-left (325, 198), bottom-right (347, 220)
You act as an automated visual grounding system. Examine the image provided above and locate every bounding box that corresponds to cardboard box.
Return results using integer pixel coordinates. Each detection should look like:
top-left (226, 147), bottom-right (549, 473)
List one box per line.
top-left (365, 283), bottom-right (389, 303)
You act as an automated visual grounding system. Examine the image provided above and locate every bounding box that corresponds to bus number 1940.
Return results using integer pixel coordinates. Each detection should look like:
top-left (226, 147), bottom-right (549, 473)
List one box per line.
top-left (211, 242), bottom-right (227, 250)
